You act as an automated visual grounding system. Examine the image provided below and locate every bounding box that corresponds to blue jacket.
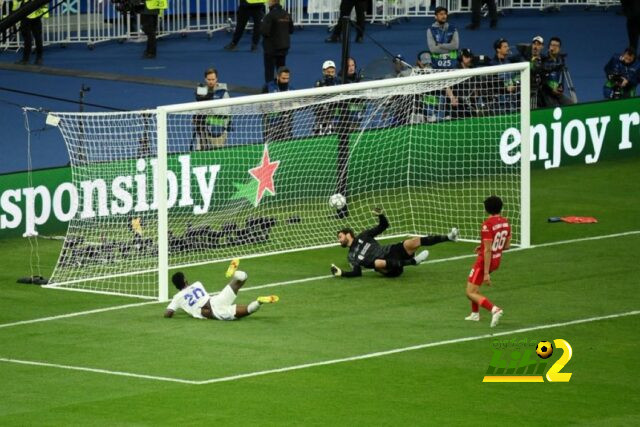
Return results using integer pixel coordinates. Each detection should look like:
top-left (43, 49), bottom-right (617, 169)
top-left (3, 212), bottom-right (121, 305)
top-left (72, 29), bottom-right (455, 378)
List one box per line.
top-left (264, 80), bottom-right (293, 93)
top-left (604, 54), bottom-right (639, 88)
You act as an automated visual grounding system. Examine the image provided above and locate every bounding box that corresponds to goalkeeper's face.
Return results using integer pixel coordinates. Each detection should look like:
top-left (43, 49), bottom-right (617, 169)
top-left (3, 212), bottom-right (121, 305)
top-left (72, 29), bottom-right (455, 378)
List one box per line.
top-left (337, 232), bottom-right (351, 248)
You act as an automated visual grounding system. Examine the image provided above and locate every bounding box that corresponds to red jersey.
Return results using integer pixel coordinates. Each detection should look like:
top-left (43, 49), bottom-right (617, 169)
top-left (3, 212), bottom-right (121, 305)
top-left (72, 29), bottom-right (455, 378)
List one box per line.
top-left (477, 215), bottom-right (511, 270)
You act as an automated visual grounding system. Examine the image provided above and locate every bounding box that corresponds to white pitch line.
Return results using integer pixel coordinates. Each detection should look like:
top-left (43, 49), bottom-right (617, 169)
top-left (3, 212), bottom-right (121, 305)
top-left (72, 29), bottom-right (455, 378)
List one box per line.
top-left (0, 357), bottom-right (199, 385)
top-left (1, 230), bottom-right (638, 330)
top-left (195, 309), bottom-right (640, 384)
top-left (0, 301), bottom-right (157, 329)
top-left (1, 310), bottom-right (637, 385)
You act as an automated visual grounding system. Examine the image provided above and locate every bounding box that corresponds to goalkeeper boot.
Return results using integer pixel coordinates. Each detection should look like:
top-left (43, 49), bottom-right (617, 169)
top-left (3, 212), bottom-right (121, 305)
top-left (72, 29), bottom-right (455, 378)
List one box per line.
top-left (225, 258), bottom-right (240, 278)
top-left (490, 307), bottom-right (503, 328)
top-left (448, 227), bottom-right (459, 242)
top-left (414, 250), bottom-right (429, 265)
top-left (257, 295), bottom-right (279, 304)
top-left (465, 312), bottom-right (480, 321)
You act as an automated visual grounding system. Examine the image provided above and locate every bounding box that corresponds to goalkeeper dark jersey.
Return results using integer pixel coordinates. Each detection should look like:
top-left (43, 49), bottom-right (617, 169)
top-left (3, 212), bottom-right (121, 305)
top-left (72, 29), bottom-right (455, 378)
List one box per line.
top-left (344, 214), bottom-right (391, 277)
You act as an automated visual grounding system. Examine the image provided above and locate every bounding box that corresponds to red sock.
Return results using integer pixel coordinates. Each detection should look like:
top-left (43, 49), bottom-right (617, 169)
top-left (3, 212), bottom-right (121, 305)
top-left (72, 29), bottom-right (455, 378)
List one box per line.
top-left (471, 301), bottom-right (479, 313)
top-left (478, 297), bottom-right (494, 312)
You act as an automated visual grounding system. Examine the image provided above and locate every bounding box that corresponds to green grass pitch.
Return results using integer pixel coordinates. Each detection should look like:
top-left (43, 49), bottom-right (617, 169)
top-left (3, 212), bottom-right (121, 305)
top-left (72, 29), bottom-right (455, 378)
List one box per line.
top-left (0, 158), bottom-right (639, 425)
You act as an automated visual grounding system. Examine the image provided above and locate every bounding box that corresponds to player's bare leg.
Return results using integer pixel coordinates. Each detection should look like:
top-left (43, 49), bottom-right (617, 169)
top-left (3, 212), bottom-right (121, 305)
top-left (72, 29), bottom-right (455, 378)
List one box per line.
top-left (465, 282), bottom-right (502, 326)
top-left (227, 270), bottom-right (248, 294)
top-left (401, 228), bottom-right (458, 264)
top-left (374, 259), bottom-right (389, 273)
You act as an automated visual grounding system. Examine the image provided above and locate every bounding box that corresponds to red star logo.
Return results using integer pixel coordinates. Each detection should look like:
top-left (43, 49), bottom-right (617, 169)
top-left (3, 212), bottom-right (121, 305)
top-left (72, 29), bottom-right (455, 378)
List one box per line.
top-left (249, 145), bottom-right (280, 206)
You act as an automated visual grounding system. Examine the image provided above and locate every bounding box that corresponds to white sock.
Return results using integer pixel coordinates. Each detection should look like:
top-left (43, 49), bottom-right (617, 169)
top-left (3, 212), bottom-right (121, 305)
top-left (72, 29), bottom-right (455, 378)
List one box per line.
top-left (247, 300), bottom-right (261, 314)
top-left (234, 270), bottom-right (248, 282)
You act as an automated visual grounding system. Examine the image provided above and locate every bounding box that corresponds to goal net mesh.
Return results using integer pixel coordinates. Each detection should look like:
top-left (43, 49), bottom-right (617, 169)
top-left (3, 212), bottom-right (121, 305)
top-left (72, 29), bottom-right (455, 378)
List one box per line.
top-left (47, 69), bottom-right (524, 299)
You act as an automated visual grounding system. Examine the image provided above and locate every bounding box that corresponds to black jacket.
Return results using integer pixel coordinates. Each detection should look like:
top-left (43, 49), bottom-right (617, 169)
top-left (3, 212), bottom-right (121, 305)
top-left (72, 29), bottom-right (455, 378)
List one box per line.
top-left (621, 0), bottom-right (640, 18)
top-left (260, 4), bottom-right (293, 54)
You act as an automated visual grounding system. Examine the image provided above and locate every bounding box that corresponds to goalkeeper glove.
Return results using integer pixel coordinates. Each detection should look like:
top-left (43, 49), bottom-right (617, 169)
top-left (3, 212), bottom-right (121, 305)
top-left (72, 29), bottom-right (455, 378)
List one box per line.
top-left (330, 264), bottom-right (342, 277)
top-left (372, 206), bottom-right (385, 216)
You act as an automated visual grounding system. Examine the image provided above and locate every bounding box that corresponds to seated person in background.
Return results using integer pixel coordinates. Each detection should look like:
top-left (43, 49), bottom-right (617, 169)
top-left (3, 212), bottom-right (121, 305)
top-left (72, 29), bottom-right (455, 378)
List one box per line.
top-left (262, 66), bottom-right (294, 142)
top-left (193, 68), bottom-right (230, 150)
top-left (427, 6), bottom-right (459, 70)
top-left (340, 57), bottom-right (364, 84)
top-left (415, 51), bottom-right (433, 72)
top-left (539, 37), bottom-right (575, 107)
top-left (313, 60), bottom-right (340, 135)
top-left (603, 47), bottom-right (639, 99)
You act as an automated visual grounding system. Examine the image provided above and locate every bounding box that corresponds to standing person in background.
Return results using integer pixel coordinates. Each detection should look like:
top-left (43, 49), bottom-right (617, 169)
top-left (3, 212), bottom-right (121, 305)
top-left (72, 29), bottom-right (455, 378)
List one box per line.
top-left (325, 0), bottom-right (366, 44)
top-left (13, 0), bottom-right (48, 65)
top-left (225, 0), bottom-right (264, 52)
top-left (261, 0), bottom-right (293, 84)
top-left (467, 0), bottom-right (497, 31)
top-left (621, 0), bottom-right (640, 53)
top-left (193, 68), bottom-right (231, 150)
top-left (141, 0), bottom-right (168, 59)
top-left (540, 37), bottom-right (575, 106)
top-left (427, 6), bottom-right (459, 70)
top-left (262, 66), bottom-right (294, 142)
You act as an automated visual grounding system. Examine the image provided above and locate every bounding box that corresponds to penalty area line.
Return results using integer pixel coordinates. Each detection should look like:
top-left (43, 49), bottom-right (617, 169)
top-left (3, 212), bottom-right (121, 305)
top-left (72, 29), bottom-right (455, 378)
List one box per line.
top-left (0, 310), bottom-right (637, 385)
top-left (195, 309), bottom-right (640, 385)
top-left (0, 357), bottom-right (199, 385)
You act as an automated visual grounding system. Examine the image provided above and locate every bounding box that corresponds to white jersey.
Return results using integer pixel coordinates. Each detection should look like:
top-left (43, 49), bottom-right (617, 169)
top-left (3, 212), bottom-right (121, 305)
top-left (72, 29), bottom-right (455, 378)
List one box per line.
top-left (167, 281), bottom-right (210, 319)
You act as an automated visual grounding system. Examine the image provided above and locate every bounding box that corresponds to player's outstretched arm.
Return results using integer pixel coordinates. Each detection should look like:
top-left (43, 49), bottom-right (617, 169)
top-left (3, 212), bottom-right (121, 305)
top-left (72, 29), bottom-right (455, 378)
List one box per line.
top-left (362, 207), bottom-right (389, 238)
top-left (331, 264), bottom-right (362, 278)
top-left (164, 309), bottom-right (175, 318)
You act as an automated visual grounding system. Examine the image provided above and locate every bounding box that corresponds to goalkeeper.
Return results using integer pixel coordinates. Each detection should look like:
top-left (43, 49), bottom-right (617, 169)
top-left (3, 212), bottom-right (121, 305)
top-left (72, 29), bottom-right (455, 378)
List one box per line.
top-left (331, 208), bottom-right (458, 278)
top-left (164, 261), bottom-right (278, 321)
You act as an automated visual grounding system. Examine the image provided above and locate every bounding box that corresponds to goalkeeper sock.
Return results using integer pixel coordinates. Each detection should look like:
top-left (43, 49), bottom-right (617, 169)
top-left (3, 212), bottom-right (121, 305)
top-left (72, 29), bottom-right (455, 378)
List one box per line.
top-left (478, 297), bottom-right (494, 312)
top-left (471, 301), bottom-right (479, 313)
top-left (248, 301), bottom-right (261, 314)
top-left (420, 235), bottom-right (448, 246)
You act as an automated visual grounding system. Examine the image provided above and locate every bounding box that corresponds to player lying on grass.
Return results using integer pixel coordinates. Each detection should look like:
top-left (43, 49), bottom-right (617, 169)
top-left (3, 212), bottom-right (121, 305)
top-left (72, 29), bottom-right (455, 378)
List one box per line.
top-left (331, 207), bottom-right (458, 278)
top-left (465, 195), bottom-right (510, 327)
top-left (164, 260), bottom-right (278, 320)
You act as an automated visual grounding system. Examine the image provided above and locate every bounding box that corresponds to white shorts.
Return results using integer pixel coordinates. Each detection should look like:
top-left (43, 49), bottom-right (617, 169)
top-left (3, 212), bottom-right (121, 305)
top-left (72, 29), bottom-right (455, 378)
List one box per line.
top-left (210, 285), bottom-right (237, 321)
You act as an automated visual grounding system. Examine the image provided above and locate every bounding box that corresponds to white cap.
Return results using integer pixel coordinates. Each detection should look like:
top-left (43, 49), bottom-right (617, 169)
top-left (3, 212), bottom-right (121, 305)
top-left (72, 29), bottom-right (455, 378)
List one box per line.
top-left (532, 35), bottom-right (544, 44)
top-left (322, 60), bottom-right (336, 70)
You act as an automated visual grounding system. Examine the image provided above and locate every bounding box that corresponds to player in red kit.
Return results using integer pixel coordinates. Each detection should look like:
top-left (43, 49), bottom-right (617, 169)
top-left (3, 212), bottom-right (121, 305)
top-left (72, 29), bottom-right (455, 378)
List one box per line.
top-left (465, 195), bottom-right (511, 327)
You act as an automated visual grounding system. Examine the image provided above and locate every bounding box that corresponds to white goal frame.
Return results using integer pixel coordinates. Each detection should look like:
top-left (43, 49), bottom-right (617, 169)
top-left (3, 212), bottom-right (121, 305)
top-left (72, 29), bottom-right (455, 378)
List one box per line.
top-left (44, 62), bottom-right (529, 301)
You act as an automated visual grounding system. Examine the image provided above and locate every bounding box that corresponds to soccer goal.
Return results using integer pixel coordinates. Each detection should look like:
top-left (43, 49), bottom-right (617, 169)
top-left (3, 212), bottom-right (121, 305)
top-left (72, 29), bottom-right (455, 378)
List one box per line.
top-left (44, 62), bottom-right (530, 300)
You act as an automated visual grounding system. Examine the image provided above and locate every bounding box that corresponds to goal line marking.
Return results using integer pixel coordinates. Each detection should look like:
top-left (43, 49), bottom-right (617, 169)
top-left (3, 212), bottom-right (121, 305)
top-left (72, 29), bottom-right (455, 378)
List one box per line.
top-left (1, 230), bottom-right (638, 330)
top-left (1, 310), bottom-right (637, 385)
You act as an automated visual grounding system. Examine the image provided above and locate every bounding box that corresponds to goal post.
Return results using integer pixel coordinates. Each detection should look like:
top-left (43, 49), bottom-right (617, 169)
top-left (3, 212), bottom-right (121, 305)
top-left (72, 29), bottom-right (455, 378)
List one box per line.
top-left (45, 62), bottom-right (530, 301)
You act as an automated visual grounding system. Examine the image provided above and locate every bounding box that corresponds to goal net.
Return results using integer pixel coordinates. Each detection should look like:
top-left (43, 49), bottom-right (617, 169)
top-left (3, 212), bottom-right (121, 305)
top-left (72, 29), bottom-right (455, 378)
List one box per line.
top-left (45, 63), bottom-right (530, 300)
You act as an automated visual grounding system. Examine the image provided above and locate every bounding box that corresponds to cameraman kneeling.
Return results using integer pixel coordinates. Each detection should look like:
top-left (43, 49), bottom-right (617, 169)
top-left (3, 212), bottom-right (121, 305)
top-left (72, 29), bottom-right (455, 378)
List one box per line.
top-left (604, 47), bottom-right (639, 100)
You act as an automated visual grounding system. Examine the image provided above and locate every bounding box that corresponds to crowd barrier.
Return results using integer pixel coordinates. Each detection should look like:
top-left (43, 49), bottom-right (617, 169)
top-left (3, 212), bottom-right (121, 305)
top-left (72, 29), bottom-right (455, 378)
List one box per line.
top-left (1, 0), bottom-right (234, 51)
top-left (1, 0), bottom-right (621, 50)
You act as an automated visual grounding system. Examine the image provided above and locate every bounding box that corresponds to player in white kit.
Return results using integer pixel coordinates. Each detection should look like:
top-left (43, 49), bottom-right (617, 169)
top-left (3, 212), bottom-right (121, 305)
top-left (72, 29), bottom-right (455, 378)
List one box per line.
top-left (164, 262), bottom-right (278, 320)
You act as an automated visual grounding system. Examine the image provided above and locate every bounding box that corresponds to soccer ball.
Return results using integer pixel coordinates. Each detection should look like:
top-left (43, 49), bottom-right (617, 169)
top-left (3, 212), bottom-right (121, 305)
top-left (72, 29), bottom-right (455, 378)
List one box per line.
top-left (535, 341), bottom-right (554, 359)
top-left (329, 193), bottom-right (347, 209)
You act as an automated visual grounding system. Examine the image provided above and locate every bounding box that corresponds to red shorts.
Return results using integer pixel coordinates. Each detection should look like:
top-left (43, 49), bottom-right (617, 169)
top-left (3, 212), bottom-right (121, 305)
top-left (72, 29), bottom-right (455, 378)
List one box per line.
top-left (468, 259), bottom-right (500, 286)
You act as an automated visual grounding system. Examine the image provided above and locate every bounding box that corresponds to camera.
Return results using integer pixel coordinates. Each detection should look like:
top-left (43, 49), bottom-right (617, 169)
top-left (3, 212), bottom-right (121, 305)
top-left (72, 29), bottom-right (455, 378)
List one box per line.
top-left (196, 84), bottom-right (208, 97)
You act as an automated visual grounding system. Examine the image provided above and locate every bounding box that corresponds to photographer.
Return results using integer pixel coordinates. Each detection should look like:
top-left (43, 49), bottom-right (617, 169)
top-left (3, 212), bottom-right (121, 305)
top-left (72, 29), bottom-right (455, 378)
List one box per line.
top-left (313, 60), bottom-right (340, 135)
top-left (193, 68), bottom-right (230, 150)
top-left (603, 48), bottom-right (639, 100)
top-left (539, 37), bottom-right (575, 107)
